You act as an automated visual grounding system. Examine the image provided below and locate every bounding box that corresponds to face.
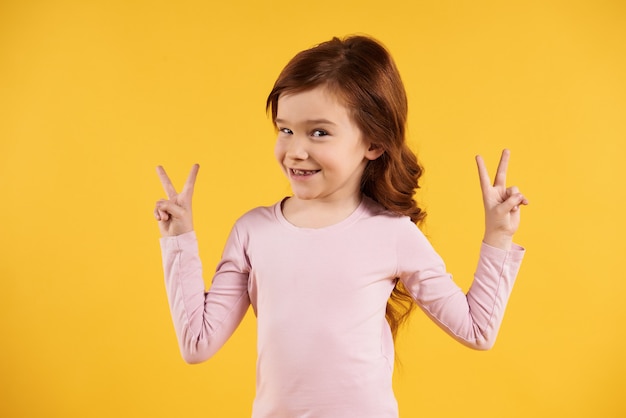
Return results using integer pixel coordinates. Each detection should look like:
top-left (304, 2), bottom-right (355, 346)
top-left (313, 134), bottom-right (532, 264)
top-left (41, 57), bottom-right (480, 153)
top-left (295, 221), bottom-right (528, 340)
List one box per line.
top-left (274, 86), bottom-right (382, 205)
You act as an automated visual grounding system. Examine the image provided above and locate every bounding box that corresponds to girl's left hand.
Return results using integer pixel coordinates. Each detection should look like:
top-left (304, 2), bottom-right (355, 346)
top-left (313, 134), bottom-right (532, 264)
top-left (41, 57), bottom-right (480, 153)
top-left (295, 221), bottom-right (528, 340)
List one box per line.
top-left (475, 149), bottom-right (528, 250)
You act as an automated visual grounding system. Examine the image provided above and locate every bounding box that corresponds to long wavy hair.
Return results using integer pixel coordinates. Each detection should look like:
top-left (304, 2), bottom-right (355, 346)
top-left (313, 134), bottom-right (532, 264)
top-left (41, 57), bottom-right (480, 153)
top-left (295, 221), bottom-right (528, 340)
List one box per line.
top-left (266, 35), bottom-right (426, 340)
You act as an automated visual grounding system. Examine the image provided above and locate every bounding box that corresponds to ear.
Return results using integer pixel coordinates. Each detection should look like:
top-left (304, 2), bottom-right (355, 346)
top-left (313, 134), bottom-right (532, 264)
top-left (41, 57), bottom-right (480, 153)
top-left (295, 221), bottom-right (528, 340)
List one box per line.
top-left (365, 143), bottom-right (385, 161)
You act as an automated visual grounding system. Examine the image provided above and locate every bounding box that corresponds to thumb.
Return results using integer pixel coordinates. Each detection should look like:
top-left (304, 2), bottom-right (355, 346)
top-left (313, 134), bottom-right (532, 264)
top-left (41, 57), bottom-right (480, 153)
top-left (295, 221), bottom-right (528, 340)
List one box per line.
top-left (155, 199), bottom-right (186, 219)
top-left (501, 187), bottom-right (526, 213)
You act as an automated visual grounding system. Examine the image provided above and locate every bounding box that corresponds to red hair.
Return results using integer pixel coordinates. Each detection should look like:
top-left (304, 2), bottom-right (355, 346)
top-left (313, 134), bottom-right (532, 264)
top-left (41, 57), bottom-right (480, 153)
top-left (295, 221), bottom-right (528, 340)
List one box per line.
top-left (266, 35), bottom-right (426, 339)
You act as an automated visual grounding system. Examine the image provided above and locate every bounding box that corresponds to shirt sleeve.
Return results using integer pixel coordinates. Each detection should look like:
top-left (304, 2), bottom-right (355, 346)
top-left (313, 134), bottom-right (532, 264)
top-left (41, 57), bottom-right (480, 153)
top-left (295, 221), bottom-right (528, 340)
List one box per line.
top-left (396, 221), bottom-right (525, 350)
top-left (160, 227), bottom-right (251, 363)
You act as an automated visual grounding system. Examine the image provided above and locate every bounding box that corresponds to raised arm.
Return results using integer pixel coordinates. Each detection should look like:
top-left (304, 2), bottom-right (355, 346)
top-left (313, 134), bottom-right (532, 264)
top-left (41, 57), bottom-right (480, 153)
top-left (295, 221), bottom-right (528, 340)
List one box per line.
top-left (399, 150), bottom-right (527, 350)
top-left (154, 165), bottom-right (250, 363)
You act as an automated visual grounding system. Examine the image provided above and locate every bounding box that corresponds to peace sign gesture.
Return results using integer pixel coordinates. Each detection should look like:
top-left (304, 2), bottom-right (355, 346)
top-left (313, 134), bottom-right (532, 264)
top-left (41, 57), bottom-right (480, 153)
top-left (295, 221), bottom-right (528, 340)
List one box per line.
top-left (154, 164), bottom-right (200, 237)
top-left (476, 150), bottom-right (528, 250)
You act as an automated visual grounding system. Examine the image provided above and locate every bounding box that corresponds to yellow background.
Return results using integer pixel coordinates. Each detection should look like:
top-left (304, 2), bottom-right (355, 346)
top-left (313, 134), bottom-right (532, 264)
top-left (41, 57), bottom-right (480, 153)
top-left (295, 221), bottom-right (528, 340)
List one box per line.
top-left (1, 0), bottom-right (624, 417)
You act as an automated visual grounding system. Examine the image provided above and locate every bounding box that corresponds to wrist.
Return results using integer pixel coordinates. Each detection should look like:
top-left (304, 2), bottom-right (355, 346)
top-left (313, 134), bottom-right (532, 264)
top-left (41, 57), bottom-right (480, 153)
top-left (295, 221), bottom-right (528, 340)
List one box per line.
top-left (159, 225), bottom-right (194, 237)
top-left (482, 232), bottom-right (514, 251)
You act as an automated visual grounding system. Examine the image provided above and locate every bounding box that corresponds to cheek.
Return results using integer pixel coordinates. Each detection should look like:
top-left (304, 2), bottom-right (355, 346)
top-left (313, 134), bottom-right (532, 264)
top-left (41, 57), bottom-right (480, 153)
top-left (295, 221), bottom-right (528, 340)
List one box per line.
top-left (274, 141), bottom-right (285, 163)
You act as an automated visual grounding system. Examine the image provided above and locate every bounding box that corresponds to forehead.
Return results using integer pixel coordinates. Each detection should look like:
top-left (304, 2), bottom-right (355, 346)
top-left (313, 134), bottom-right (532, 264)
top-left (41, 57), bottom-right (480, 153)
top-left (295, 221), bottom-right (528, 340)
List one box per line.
top-left (276, 86), bottom-right (351, 123)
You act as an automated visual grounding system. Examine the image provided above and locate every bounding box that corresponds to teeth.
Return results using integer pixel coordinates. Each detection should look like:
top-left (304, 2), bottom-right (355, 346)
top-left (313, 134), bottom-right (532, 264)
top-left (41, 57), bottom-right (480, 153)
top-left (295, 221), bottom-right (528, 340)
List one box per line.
top-left (292, 169), bottom-right (317, 175)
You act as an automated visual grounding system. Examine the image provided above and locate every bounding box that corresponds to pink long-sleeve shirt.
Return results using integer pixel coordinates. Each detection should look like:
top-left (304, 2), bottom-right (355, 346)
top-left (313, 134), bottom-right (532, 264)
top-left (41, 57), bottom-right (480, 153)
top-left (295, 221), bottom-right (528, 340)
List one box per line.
top-left (160, 196), bottom-right (524, 418)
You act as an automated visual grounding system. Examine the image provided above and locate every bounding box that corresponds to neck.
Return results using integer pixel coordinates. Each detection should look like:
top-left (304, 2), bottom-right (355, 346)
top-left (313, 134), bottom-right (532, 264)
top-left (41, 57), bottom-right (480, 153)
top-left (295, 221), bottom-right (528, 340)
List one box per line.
top-left (281, 194), bottom-right (363, 229)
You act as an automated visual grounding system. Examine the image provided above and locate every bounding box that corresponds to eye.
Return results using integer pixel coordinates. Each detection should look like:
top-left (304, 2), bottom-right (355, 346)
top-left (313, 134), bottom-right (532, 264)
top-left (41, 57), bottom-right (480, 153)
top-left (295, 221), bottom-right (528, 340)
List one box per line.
top-left (279, 127), bottom-right (293, 135)
top-left (311, 129), bottom-right (328, 138)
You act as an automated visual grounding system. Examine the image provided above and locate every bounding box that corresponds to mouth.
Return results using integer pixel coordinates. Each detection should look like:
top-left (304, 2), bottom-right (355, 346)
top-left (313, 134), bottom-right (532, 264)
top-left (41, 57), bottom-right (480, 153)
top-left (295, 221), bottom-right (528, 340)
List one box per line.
top-left (290, 168), bottom-right (321, 177)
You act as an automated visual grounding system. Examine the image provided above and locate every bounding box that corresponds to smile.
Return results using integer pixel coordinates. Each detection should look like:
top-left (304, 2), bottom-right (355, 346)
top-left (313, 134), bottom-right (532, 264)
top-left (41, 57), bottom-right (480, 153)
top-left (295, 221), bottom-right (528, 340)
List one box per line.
top-left (290, 168), bottom-right (320, 176)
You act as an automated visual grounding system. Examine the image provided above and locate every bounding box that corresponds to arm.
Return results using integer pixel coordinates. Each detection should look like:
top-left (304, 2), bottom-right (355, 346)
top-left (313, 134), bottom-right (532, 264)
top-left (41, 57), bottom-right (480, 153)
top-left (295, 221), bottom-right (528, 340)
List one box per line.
top-left (398, 227), bottom-right (523, 350)
top-left (399, 150), bottom-right (527, 349)
top-left (160, 229), bottom-right (250, 364)
top-left (154, 165), bottom-right (250, 363)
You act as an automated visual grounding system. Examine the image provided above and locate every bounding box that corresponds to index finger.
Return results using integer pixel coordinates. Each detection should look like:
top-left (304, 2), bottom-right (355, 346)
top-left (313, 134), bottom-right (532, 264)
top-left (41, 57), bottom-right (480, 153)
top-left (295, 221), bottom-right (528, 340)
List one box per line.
top-left (156, 165), bottom-right (178, 199)
top-left (475, 154), bottom-right (492, 193)
top-left (181, 164), bottom-right (200, 195)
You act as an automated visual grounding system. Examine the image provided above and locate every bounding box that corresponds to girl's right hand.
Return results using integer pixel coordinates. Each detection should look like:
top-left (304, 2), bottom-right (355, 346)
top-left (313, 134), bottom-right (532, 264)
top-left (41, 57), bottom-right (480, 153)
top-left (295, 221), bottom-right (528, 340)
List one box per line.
top-left (154, 164), bottom-right (199, 237)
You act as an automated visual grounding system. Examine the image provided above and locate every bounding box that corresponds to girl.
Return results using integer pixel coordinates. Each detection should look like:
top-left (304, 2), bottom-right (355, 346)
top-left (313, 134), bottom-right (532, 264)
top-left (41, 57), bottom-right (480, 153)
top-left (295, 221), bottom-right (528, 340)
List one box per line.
top-left (154, 35), bottom-right (527, 418)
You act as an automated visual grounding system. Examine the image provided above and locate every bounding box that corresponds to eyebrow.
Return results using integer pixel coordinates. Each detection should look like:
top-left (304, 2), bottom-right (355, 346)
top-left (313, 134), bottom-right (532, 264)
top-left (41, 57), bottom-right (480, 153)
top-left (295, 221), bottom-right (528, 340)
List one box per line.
top-left (274, 118), bottom-right (337, 126)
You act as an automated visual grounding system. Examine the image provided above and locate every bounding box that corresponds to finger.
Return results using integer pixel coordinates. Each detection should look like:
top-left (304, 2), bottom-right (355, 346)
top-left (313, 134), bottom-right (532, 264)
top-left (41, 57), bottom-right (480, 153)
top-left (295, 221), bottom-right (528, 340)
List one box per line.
top-left (506, 186), bottom-right (529, 205)
top-left (156, 165), bottom-right (178, 199)
top-left (493, 149), bottom-right (510, 187)
top-left (154, 200), bottom-right (171, 221)
top-left (475, 154), bottom-right (492, 193)
top-left (502, 191), bottom-right (527, 213)
top-left (156, 199), bottom-right (185, 219)
top-left (158, 210), bottom-right (170, 221)
top-left (154, 207), bottom-right (169, 221)
top-left (181, 164), bottom-right (200, 195)
top-left (507, 186), bottom-right (520, 196)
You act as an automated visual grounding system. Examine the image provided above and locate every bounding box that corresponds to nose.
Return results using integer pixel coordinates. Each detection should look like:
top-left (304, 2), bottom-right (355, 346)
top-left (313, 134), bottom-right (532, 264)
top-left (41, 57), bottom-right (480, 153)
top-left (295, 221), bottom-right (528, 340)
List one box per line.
top-left (285, 135), bottom-right (308, 161)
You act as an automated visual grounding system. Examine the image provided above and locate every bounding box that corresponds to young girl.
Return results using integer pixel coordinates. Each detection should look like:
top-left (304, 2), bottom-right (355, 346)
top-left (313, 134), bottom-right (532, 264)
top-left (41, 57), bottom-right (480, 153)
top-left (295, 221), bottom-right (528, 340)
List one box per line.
top-left (154, 35), bottom-right (527, 418)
